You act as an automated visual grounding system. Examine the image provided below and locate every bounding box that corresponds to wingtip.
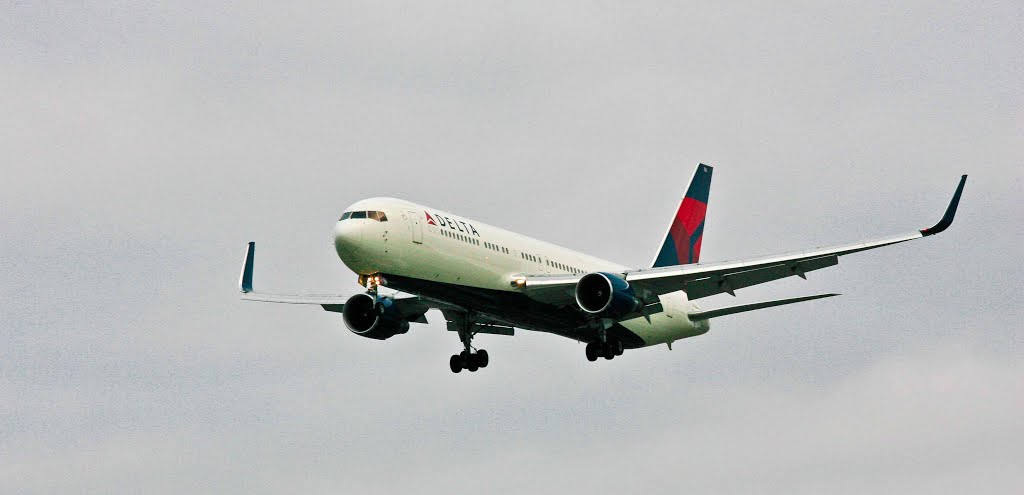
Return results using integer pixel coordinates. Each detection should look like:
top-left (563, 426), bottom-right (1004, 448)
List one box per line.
top-left (239, 242), bottom-right (255, 293)
top-left (920, 174), bottom-right (967, 236)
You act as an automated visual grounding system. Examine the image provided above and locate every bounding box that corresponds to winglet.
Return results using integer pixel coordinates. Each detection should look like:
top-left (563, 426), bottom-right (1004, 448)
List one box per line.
top-left (239, 242), bottom-right (255, 293)
top-left (920, 175), bottom-right (967, 236)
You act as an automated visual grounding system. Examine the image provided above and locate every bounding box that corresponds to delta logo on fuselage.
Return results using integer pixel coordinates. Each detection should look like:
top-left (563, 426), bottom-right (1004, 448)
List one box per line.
top-left (425, 211), bottom-right (479, 236)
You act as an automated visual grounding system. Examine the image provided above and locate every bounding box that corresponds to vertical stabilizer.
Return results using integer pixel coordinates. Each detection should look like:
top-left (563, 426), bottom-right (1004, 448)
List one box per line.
top-left (651, 164), bottom-right (713, 267)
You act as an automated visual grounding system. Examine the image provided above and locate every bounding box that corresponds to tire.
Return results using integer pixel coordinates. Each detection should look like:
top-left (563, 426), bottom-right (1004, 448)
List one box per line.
top-left (476, 350), bottom-right (489, 368)
top-left (449, 355), bottom-right (462, 373)
top-left (615, 341), bottom-right (624, 356)
top-left (603, 344), bottom-right (615, 360)
top-left (585, 343), bottom-right (599, 362)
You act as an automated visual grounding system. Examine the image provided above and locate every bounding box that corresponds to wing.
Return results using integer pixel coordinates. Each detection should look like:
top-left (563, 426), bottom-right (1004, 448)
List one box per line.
top-left (237, 242), bottom-right (430, 322)
top-left (523, 174), bottom-right (966, 303)
top-left (238, 241), bottom-right (354, 304)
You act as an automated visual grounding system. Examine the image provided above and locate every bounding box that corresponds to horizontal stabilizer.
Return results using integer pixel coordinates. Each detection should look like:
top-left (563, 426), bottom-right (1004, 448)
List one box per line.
top-left (687, 293), bottom-right (839, 321)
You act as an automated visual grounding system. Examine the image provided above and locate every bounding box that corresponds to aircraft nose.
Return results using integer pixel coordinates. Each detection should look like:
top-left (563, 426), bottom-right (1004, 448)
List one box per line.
top-left (334, 220), bottom-right (364, 260)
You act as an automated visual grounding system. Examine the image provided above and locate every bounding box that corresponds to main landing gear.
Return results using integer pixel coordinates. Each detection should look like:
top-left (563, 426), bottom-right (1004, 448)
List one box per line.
top-left (449, 311), bottom-right (489, 373)
top-left (449, 349), bottom-right (488, 373)
top-left (585, 339), bottom-right (624, 362)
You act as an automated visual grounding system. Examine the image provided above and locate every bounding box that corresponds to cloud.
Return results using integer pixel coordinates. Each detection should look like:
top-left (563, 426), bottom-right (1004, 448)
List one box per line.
top-left (3, 344), bottom-right (1020, 494)
top-left (1, 1), bottom-right (1021, 493)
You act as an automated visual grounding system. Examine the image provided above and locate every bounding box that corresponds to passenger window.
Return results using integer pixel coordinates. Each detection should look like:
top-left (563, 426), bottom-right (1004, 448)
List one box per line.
top-left (351, 211), bottom-right (367, 219)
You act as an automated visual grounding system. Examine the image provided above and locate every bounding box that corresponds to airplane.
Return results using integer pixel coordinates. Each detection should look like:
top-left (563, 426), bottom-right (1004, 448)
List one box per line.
top-left (239, 165), bottom-right (967, 373)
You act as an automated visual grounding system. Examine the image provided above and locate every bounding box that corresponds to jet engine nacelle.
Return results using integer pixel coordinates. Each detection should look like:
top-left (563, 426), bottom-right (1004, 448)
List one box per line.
top-left (342, 293), bottom-right (410, 340)
top-left (575, 272), bottom-right (642, 318)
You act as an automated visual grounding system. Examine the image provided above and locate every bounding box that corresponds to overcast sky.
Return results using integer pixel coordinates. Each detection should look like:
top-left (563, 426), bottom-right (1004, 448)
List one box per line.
top-left (2, 2), bottom-right (1022, 493)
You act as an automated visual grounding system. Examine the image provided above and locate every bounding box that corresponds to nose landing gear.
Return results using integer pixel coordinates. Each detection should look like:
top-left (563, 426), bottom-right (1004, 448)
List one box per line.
top-left (358, 273), bottom-right (385, 293)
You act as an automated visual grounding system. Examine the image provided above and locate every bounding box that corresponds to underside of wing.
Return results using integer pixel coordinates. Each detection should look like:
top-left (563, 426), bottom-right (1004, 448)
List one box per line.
top-left (242, 292), bottom-right (353, 305)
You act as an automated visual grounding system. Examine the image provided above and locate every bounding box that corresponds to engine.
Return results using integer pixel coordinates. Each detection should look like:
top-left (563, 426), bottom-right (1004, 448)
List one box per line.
top-left (575, 272), bottom-right (642, 318)
top-left (341, 293), bottom-right (410, 340)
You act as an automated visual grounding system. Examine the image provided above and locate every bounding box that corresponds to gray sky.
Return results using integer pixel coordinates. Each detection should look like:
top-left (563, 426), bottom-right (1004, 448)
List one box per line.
top-left (2, 2), bottom-right (1022, 493)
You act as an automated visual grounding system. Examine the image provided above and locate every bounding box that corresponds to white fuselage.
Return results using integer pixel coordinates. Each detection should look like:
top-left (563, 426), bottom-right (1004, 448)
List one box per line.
top-left (333, 197), bottom-right (709, 347)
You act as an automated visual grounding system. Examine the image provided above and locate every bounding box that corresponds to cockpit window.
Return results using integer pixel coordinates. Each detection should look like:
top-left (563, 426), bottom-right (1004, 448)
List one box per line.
top-left (339, 210), bottom-right (387, 221)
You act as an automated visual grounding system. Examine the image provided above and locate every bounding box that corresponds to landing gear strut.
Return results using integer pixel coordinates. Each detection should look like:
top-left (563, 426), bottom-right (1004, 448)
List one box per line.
top-left (449, 311), bottom-right (489, 373)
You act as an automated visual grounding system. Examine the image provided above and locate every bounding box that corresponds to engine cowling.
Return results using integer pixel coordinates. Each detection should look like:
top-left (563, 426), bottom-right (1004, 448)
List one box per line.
top-left (575, 272), bottom-right (642, 318)
top-left (341, 293), bottom-right (410, 340)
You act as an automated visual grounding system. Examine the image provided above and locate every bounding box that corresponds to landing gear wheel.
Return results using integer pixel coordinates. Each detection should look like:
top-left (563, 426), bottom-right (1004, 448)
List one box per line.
top-left (614, 340), bottom-right (624, 356)
top-left (451, 312), bottom-right (491, 373)
top-left (449, 355), bottom-right (463, 373)
top-left (585, 343), bottom-right (599, 362)
top-left (603, 344), bottom-right (615, 360)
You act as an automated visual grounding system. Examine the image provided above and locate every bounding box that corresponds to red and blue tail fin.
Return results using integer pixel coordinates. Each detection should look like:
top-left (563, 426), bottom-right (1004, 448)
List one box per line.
top-left (651, 164), bottom-right (713, 268)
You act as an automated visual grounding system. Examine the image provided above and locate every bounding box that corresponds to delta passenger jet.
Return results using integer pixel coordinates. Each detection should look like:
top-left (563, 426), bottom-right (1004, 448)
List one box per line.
top-left (239, 165), bottom-right (967, 373)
